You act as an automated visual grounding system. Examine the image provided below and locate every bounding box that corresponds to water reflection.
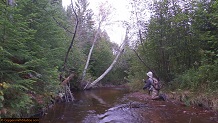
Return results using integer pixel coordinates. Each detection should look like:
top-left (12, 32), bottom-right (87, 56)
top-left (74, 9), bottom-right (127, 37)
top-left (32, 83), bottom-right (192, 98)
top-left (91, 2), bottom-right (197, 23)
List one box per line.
top-left (40, 87), bottom-right (129, 123)
top-left (40, 88), bottom-right (217, 123)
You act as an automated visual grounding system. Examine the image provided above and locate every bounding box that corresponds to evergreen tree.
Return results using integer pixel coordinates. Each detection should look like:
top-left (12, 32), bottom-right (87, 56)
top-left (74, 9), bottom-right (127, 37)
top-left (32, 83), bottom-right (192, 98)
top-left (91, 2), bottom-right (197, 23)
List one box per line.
top-left (0, 0), bottom-right (70, 117)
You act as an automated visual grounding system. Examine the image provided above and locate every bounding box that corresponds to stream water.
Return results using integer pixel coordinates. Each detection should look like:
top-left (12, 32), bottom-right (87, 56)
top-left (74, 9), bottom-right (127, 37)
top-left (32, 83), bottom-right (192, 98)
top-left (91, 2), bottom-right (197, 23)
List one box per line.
top-left (40, 87), bottom-right (217, 123)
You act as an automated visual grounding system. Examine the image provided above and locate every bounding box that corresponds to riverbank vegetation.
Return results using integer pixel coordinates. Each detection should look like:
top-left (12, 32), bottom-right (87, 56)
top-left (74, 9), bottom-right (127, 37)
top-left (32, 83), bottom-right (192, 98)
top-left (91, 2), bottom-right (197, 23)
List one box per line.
top-left (0, 0), bottom-right (217, 118)
top-left (126, 0), bottom-right (218, 111)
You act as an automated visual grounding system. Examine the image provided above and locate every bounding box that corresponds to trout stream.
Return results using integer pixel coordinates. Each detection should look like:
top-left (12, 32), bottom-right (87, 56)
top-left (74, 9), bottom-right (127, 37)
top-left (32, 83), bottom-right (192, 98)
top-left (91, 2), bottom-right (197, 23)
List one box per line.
top-left (40, 87), bottom-right (217, 123)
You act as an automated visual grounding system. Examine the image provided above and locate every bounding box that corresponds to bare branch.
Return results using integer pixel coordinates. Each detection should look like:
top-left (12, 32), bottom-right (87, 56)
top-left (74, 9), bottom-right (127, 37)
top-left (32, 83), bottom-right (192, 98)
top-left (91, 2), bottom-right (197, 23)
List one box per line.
top-left (62, 0), bottom-right (79, 71)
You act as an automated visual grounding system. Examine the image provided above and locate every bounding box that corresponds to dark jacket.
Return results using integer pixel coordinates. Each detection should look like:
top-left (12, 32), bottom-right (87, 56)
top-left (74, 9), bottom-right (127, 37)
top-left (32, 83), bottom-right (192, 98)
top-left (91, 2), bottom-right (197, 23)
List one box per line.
top-left (143, 78), bottom-right (153, 90)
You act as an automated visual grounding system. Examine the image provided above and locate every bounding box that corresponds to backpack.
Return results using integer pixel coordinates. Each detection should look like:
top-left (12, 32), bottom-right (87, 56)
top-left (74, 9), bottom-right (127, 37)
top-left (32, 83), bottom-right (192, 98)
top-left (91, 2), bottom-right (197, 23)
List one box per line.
top-left (152, 78), bottom-right (162, 90)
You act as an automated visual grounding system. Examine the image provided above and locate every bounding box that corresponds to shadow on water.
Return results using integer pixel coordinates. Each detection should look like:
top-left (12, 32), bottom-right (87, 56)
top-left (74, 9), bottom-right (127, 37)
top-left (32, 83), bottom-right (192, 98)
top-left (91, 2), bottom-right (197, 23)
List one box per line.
top-left (40, 87), bottom-right (217, 123)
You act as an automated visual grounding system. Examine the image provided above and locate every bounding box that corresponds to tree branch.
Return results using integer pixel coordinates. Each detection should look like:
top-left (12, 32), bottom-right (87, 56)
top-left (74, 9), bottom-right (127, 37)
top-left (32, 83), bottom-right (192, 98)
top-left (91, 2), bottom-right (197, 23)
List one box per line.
top-left (62, 1), bottom-right (79, 71)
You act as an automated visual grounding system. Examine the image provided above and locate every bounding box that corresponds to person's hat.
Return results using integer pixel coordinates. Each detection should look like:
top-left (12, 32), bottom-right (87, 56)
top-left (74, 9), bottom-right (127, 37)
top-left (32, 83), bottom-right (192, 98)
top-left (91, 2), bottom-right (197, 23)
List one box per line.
top-left (146, 71), bottom-right (153, 78)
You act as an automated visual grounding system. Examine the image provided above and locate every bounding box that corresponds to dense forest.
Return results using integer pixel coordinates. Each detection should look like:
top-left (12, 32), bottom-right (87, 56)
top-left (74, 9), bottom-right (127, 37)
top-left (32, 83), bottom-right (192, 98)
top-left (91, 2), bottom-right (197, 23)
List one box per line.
top-left (0, 0), bottom-right (217, 118)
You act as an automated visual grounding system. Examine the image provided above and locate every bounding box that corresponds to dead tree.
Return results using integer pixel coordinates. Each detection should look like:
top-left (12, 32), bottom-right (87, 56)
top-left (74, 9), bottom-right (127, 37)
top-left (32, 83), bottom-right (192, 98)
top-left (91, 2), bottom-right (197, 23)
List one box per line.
top-left (59, 0), bottom-right (79, 102)
top-left (62, 0), bottom-right (79, 71)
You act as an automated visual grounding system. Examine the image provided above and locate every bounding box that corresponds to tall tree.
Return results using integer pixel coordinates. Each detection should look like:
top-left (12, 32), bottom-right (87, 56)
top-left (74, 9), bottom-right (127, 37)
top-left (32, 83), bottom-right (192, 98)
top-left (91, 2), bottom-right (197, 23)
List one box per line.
top-left (192, 0), bottom-right (218, 64)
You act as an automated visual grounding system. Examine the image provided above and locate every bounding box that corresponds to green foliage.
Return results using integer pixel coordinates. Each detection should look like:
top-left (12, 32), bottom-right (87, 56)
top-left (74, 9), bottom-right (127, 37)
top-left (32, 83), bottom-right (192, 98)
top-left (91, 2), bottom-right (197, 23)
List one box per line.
top-left (1, 0), bottom-right (217, 117)
top-left (0, 0), bottom-right (69, 117)
top-left (89, 35), bottom-right (114, 82)
top-left (192, 0), bottom-right (218, 64)
top-left (124, 46), bottom-right (148, 90)
top-left (70, 46), bottom-right (86, 73)
top-left (169, 0), bottom-right (218, 92)
top-left (172, 60), bottom-right (218, 91)
top-left (107, 45), bottom-right (133, 85)
top-left (173, 69), bottom-right (201, 90)
top-left (127, 0), bottom-right (218, 92)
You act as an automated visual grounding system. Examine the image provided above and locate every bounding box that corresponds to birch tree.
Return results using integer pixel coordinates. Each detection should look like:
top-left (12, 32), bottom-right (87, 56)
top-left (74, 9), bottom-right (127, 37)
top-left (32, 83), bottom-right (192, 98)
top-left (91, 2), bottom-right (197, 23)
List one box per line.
top-left (81, 2), bottom-right (112, 82)
top-left (84, 29), bottom-right (129, 89)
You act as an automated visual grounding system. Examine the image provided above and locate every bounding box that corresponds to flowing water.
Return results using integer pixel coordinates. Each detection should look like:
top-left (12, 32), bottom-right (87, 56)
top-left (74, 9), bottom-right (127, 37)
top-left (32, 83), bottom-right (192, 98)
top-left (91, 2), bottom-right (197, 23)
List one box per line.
top-left (40, 87), bottom-right (217, 123)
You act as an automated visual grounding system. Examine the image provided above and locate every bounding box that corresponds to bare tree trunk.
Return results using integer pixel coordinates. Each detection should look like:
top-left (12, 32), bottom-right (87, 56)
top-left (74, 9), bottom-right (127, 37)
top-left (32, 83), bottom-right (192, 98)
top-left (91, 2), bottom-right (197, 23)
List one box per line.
top-left (57, 1), bottom-right (79, 102)
top-left (61, 73), bottom-right (75, 86)
top-left (84, 35), bottom-right (127, 90)
top-left (81, 25), bottom-right (101, 82)
top-left (62, 1), bottom-right (79, 72)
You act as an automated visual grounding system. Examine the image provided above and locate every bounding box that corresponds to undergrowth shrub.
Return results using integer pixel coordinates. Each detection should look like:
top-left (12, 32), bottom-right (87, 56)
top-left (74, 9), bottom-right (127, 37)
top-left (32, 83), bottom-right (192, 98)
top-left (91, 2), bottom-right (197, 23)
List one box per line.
top-left (172, 61), bottom-right (218, 92)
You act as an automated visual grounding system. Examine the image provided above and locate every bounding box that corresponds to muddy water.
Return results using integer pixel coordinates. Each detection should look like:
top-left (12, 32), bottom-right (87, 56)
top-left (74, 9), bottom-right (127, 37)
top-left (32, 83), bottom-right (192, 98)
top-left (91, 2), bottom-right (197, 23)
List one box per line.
top-left (40, 87), bottom-right (217, 123)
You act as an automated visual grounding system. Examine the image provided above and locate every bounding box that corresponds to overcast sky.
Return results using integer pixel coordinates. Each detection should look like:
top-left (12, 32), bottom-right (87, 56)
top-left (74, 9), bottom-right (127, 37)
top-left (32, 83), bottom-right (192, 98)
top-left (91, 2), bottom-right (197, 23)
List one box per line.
top-left (62, 0), bottom-right (132, 45)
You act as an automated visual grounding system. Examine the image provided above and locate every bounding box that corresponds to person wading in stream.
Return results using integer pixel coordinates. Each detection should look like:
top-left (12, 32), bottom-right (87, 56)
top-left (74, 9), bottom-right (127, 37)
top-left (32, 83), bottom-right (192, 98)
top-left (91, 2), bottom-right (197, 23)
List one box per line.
top-left (143, 71), bottom-right (165, 100)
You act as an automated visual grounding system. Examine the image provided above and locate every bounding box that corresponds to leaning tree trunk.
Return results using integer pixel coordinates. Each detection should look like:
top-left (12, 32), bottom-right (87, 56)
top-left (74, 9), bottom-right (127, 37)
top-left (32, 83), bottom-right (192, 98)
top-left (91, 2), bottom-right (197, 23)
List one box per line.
top-left (84, 38), bottom-right (127, 90)
top-left (81, 25), bottom-right (101, 82)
